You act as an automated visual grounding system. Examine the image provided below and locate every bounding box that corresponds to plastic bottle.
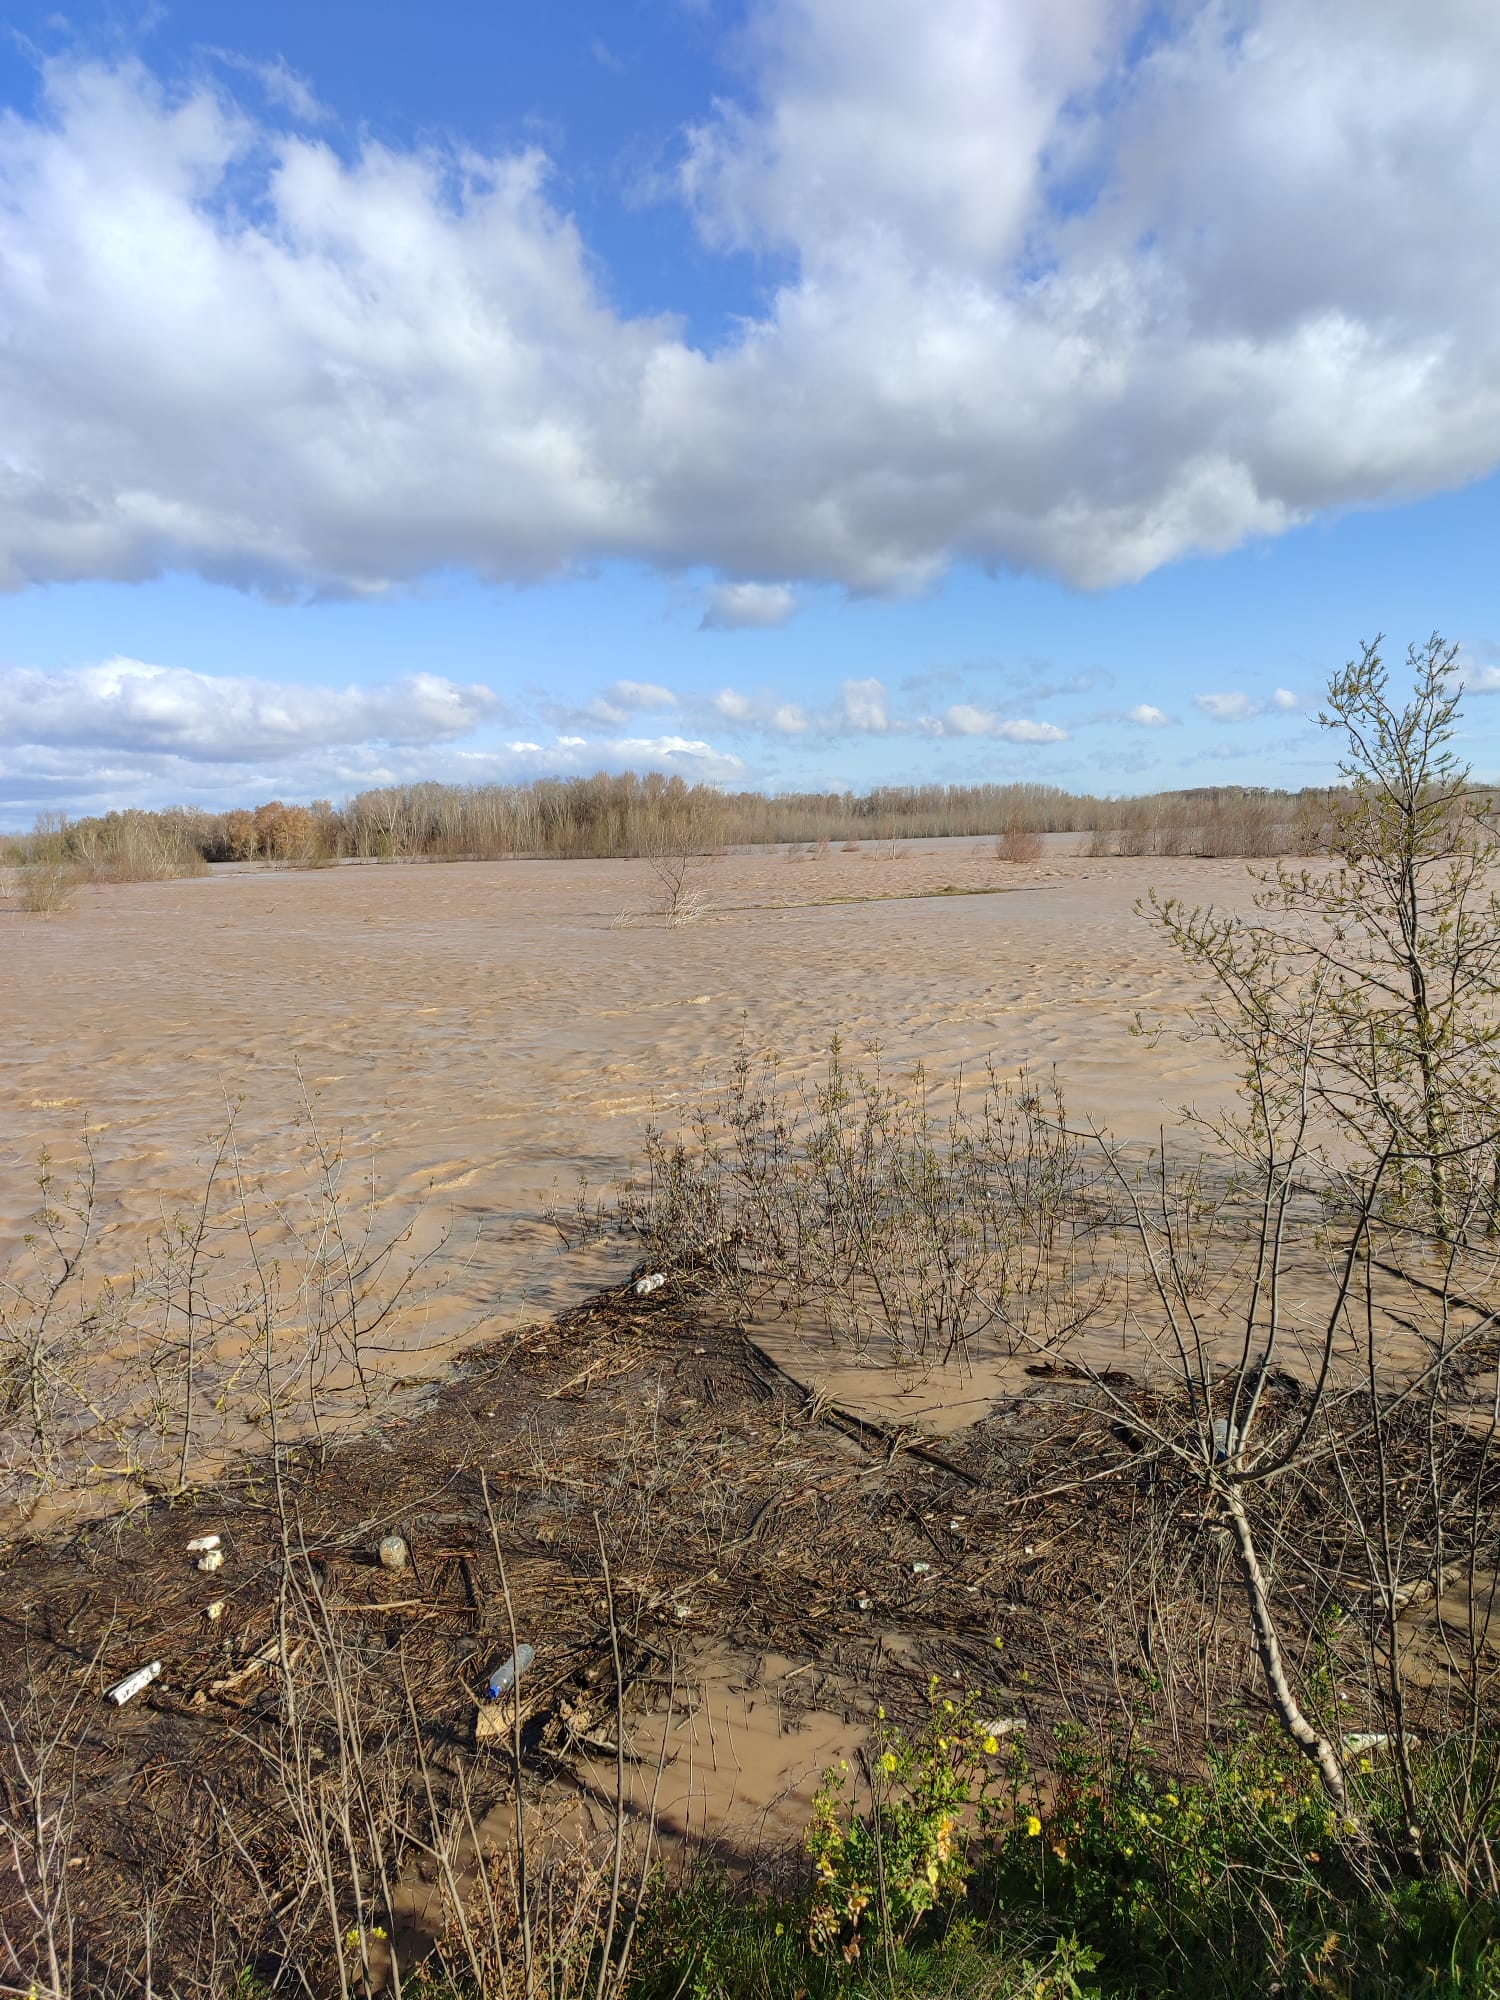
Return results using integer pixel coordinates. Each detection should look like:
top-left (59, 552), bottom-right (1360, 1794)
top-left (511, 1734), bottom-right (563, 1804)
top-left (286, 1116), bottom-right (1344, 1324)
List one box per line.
top-left (485, 1643), bottom-right (535, 1702)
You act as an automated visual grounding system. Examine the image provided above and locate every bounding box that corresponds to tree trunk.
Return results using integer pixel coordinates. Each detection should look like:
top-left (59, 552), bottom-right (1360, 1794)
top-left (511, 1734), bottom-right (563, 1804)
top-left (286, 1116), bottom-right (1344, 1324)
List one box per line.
top-left (1225, 1485), bottom-right (1351, 1813)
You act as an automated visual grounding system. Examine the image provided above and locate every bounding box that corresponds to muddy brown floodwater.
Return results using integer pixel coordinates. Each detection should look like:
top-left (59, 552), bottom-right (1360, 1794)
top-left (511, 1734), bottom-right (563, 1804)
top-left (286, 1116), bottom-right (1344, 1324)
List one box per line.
top-left (1, 837), bottom-right (1250, 1381)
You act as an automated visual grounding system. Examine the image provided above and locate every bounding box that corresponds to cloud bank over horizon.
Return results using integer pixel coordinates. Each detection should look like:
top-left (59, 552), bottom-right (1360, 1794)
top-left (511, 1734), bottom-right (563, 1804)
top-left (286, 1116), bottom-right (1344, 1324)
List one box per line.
top-left (1, 0), bottom-right (1497, 608)
top-left (0, 648), bottom-right (1325, 824)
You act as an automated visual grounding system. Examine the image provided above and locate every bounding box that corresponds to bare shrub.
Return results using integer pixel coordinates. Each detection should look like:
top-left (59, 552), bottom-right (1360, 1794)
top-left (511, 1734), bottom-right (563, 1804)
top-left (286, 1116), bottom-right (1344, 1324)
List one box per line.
top-left (994, 819), bottom-right (1044, 864)
top-left (15, 864), bottom-right (80, 915)
top-left (618, 1039), bottom-right (1100, 1368)
top-left (646, 850), bottom-right (709, 926)
top-left (0, 1103), bottom-right (443, 1520)
top-left (0, 1657), bottom-right (95, 1997)
top-left (1048, 1034), bottom-right (1500, 1856)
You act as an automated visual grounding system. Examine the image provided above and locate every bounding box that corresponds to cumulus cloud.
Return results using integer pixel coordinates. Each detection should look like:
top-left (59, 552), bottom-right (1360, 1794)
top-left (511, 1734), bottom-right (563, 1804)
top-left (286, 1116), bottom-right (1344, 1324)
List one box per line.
top-left (578, 678), bottom-right (681, 724)
top-left (841, 678), bottom-right (888, 732)
top-left (704, 686), bottom-right (814, 735)
top-left (940, 703), bottom-right (995, 738)
top-left (1127, 703), bottom-right (1174, 726)
top-left (998, 719), bottom-right (1068, 743)
top-left (1195, 691), bottom-right (1261, 723)
top-left (663, 671), bottom-right (1080, 746)
top-left (701, 582), bottom-right (799, 629)
top-left (939, 705), bottom-right (1067, 742)
top-left (0, 6), bottom-right (1497, 599)
top-left (0, 658), bottom-right (500, 759)
top-left (1194, 687), bottom-right (1313, 723)
top-left (610, 735), bottom-right (747, 780)
top-left (608, 679), bottom-right (678, 709)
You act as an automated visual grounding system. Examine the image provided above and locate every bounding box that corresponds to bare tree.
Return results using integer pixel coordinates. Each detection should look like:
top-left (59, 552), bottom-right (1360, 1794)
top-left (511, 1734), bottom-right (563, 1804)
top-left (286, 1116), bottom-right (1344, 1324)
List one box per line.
top-left (642, 787), bottom-right (723, 926)
top-left (1144, 634), bottom-right (1500, 1239)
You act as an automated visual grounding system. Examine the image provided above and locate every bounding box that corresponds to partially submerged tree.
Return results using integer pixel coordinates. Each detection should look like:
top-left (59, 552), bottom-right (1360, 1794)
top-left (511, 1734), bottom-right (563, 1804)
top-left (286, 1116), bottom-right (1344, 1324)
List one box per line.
top-left (1145, 634), bottom-right (1500, 1239)
top-left (642, 783), bottom-right (724, 926)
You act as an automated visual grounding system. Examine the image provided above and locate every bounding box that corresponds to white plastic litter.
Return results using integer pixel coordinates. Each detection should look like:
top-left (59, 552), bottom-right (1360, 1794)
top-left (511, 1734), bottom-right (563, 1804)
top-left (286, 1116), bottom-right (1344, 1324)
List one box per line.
top-left (185, 1533), bottom-right (220, 1554)
top-left (1343, 1732), bottom-right (1390, 1754)
top-left (857, 1596), bottom-right (874, 1611)
top-left (485, 1644), bottom-right (536, 1702)
top-left (912, 1561), bottom-right (932, 1574)
top-left (196, 1549), bottom-right (224, 1573)
top-left (634, 1273), bottom-right (667, 1296)
top-left (379, 1535), bottom-right (409, 1572)
top-left (106, 1661), bottom-right (162, 1706)
top-left (205, 1600), bottom-right (225, 1623)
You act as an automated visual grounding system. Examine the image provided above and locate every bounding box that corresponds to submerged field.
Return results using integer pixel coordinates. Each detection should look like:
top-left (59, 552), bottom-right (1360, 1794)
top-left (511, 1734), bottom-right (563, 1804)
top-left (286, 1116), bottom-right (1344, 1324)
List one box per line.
top-left (0, 838), bottom-right (1249, 1516)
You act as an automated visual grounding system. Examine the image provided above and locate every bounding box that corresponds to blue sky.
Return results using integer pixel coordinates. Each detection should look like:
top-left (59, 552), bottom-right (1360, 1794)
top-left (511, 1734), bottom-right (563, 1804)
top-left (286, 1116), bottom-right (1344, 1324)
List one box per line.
top-left (1, 0), bottom-right (1498, 824)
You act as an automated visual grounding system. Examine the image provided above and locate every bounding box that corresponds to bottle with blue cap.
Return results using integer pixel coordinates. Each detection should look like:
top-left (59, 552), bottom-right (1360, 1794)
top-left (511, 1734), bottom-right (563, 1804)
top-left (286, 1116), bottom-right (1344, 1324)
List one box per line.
top-left (485, 1644), bottom-right (535, 1703)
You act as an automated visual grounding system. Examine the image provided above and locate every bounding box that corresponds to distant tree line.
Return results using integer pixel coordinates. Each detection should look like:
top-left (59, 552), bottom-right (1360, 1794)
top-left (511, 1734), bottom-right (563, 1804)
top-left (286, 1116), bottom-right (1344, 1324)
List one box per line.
top-left (3, 772), bottom-right (1365, 876)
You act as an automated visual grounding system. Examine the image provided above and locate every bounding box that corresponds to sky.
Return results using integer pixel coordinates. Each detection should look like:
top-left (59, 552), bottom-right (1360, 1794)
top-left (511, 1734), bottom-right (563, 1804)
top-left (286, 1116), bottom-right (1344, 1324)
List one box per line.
top-left (1, 0), bottom-right (1498, 826)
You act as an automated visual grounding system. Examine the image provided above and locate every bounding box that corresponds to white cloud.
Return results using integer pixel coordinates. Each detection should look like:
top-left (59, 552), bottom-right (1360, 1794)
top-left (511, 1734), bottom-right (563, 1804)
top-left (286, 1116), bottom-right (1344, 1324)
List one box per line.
top-left (611, 734), bottom-right (747, 780)
top-left (703, 687), bottom-right (811, 735)
top-left (1463, 666), bottom-right (1500, 694)
top-left (1195, 691), bottom-right (1261, 723)
top-left (842, 677), bottom-right (888, 732)
top-left (936, 703), bottom-right (1067, 742)
top-left (0, 12), bottom-right (1496, 600)
top-left (1192, 687), bottom-right (1312, 723)
top-left (992, 717), bottom-right (1067, 744)
top-left (688, 671), bottom-right (1077, 745)
top-left (942, 703), bottom-right (997, 737)
top-left (0, 657), bottom-right (500, 758)
top-left (608, 679), bottom-right (678, 709)
top-left (570, 681), bottom-right (678, 727)
top-left (1127, 703), bottom-right (1174, 727)
top-left (208, 50), bottom-right (327, 123)
top-left (701, 582), bottom-right (799, 629)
